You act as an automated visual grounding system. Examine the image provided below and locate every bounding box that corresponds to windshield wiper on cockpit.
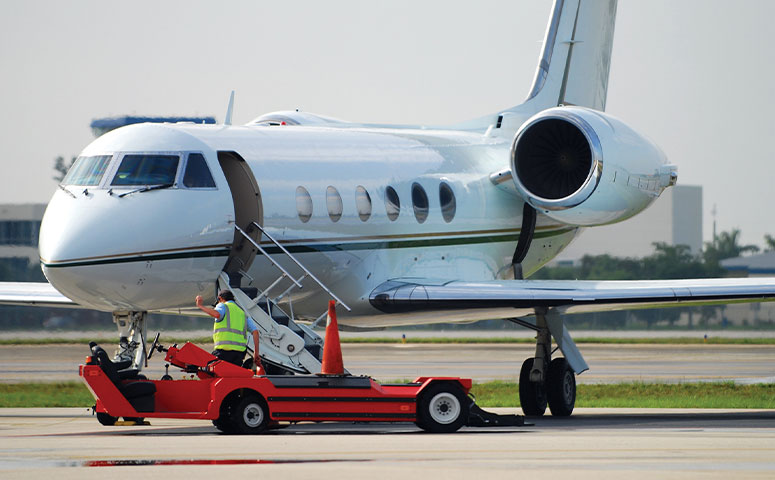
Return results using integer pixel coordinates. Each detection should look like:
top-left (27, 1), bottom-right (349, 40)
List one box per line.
top-left (117, 183), bottom-right (174, 198)
top-left (57, 184), bottom-right (77, 198)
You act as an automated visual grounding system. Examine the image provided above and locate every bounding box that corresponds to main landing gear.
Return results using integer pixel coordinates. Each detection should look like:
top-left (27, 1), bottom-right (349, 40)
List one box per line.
top-left (517, 308), bottom-right (576, 417)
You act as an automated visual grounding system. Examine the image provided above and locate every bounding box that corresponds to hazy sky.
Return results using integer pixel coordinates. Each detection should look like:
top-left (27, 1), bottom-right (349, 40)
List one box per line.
top-left (1, 0), bottom-right (773, 248)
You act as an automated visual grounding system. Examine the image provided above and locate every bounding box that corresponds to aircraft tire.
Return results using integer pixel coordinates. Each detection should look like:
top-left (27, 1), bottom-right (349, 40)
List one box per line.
top-left (231, 395), bottom-right (269, 434)
top-left (519, 358), bottom-right (547, 416)
top-left (546, 357), bottom-right (576, 416)
top-left (416, 383), bottom-right (468, 433)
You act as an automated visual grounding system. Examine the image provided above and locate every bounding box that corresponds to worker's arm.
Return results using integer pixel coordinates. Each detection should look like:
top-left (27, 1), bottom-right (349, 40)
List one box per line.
top-left (195, 295), bottom-right (221, 319)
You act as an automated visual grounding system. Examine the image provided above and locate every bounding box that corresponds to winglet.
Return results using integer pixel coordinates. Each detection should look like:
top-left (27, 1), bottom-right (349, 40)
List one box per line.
top-left (224, 91), bottom-right (235, 126)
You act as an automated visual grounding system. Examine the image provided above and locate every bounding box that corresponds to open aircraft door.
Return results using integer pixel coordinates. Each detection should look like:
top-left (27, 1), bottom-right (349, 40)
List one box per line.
top-left (218, 151), bottom-right (262, 288)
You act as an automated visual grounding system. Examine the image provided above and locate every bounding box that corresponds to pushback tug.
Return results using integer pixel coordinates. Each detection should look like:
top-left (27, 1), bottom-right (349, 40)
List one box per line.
top-left (80, 302), bottom-right (523, 434)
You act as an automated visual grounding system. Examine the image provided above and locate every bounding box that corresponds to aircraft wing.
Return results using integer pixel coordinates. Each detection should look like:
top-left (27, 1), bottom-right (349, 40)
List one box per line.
top-left (0, 281), bottom-right (79, 308)
top-left (370, 277), bottom-right (775, 317)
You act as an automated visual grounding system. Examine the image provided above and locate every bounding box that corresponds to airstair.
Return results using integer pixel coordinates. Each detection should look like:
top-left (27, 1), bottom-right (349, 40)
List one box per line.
top-left (218, 222), bottom-right (351, 374)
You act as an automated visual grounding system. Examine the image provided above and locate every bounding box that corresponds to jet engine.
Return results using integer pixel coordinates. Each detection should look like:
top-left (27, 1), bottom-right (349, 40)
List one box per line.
top-left (511, 106), bottom-right (676, 226)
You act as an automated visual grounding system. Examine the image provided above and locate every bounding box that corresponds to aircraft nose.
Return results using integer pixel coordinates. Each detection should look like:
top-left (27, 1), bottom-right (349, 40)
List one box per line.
top-left (39, 189), bottom-right (233, 311)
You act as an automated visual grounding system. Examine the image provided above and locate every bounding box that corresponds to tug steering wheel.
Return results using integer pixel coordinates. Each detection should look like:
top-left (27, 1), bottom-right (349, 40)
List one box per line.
top-left (146, 332), bottom-right (164, 361)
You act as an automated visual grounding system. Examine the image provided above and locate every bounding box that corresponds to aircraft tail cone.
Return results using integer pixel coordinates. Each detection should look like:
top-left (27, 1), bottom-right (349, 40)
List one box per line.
top-left (320, 300), bottom-right (344, 375)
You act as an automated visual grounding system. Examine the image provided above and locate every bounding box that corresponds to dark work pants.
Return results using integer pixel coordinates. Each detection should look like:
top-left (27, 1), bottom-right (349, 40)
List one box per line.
top-left (212, 349), bottom-right (245, 367)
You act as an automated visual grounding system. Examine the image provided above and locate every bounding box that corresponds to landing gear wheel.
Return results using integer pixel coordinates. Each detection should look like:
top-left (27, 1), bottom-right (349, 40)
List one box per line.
top-left (546, 357), bottom-right (576, 417)
top-left (519, 358), bottom-right (547, 417)
top-left (231, 395), bottom-right (269, 434)
top-left (96, 412), bottom-right (117, 426)
top-left (123, 417), bottom-right (145, 424)
top-left (417, 383), bottom-right (468, 433)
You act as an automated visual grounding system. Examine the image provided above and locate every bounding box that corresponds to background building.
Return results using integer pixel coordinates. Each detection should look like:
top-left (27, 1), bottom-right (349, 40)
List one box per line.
top-left (721, 252), bottom-right (775, 277)
top-left (0, 204), bottom-right (46, 264)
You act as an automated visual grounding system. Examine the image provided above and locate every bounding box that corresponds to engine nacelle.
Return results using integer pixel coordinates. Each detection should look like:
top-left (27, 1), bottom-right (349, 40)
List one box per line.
top-left (511, 106), bottom-right (676, 226)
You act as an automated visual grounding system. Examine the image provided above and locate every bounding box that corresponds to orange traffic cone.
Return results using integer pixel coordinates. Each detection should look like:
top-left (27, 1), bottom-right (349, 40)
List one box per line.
top-left (321, 300), bottom-right (344, 375)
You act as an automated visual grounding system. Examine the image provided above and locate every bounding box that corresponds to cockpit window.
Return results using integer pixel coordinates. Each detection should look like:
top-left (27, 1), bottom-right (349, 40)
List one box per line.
top-left (182, 153), bottom-right (216, 188)
top-left (61, 155), bottom-right (111, 186)
top-left (111, 154), bottom-right (179, 186)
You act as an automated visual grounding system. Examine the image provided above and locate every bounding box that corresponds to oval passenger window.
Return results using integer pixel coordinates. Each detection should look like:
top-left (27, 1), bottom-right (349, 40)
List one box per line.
top-left (412, 183), bottom-right (429, 224)
top-left (327, 186), bottom-right (343, 222)
top-left (384, 186), bottom-right (400, 221)
top-left (296, 186), bottom-right (313, 223)
top-left (355, 186), bottom-right (372, 222)
top-left (439, 182), bottom-right (456, 223)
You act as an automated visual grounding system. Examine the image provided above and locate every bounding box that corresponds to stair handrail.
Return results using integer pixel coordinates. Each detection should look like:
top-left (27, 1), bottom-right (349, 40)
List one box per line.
top-left (235, 223), bottom-right (351, 311)
top-left (235, 224), bottom-right (302, 289)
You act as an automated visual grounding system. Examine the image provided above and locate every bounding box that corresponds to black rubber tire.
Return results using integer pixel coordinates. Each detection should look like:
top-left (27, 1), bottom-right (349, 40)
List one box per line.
top-left (212, 417), bottom-right (239, 434)
top-left (416, 383), bottom-right (468, 433)
top-left (123, 417), bottom-right (144, 423)
top-left (546, 357), bottom-right (576, 417)
top-left (96, 412), bottom-right (117, 426)
top-left (230, 395), bottom-right (269, 434)
top-left (212, 397), bottom-right (239, 434)
top-left (519, 358), bottom-right (547, 417)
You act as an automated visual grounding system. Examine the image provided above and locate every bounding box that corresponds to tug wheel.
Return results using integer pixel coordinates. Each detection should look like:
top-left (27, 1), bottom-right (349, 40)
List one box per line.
top-left (212, 417), bottom-right (238, 434)
top-left (230, 395), bottom-right (269, 434)
top-left (96, 412), bottom-right (117, 426)
top-left (417, 383), bottom-right (468, 433)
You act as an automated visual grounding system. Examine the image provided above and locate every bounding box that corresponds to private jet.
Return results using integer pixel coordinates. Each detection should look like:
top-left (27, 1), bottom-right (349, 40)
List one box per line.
top-left (2, 0), bottom-right (774, 417)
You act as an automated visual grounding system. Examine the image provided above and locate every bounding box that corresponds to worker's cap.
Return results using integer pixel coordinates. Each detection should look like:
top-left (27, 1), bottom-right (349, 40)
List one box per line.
top-left (217, 289), bottom-right (235, 301)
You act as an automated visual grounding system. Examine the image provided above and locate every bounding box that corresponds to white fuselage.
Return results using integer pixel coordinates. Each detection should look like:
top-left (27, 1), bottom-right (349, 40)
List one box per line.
top-left (39, 119), bottom-right (582, 326)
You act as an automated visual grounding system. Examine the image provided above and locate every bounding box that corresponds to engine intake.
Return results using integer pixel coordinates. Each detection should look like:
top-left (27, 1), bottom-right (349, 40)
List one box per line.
top-left (510, 106), bottom-right (672, 226)
top-left (512, 109), bottom-right (602, 210)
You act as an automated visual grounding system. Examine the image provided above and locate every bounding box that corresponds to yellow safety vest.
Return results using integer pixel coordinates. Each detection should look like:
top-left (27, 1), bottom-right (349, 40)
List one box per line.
top-left (213, 301), bottom-right (247, 352)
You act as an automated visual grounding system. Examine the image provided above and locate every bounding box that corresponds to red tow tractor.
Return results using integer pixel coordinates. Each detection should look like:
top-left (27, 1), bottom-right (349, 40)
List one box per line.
top-left (80, 318), bottom-right (523, 434)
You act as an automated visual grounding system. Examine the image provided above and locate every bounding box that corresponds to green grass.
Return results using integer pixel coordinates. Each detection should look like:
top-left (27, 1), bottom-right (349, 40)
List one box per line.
top-left (0, 382), bottom-right (95, 407)
top-left (471, 381), bottom-right (775, 408)
top-left (2, 380), bottom-right (774, 409)
top-left (2, 336), bottom-right (775, 345)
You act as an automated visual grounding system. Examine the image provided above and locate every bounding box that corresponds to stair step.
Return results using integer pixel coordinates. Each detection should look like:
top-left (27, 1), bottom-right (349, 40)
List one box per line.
top-left (305, 344), bottom-right (322, 359)
top-left (241, 287), bottom-right (259, 299)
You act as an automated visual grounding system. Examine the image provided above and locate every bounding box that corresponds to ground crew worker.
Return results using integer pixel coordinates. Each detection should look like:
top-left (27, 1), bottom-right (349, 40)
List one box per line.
top-left (195, 290), bottom-right (247, 366)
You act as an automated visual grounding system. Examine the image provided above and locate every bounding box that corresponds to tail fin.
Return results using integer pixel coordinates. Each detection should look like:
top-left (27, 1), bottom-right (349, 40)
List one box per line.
top-left (520, 0), bottom-right (618, 112)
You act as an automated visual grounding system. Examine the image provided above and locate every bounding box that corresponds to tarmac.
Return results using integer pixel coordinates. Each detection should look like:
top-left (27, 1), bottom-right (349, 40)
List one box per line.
top-left (1, 407), bottom-right (774, 479)
top-left (1, 335), bottom-right (774, 477)
top-left (1, 342), bottom-right (774, 384)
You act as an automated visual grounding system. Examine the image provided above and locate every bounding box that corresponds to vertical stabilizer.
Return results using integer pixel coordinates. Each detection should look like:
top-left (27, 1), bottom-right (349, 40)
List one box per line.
top-left (224, 91), bottom-right (235, 126)
top-left (521, 0), bottom-right (618, 112)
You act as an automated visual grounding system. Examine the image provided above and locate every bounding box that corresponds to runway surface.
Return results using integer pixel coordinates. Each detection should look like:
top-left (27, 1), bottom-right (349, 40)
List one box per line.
top-left (1, 407), bottom-right (774, 479)
top-left (1, 340), bottom-right (774, 477)
top-left (1, 342), bottom-right (773, 384)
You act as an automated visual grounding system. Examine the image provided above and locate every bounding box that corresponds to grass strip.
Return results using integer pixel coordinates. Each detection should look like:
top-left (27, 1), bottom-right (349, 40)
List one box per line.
top-left (472, 381), bottom-right (775, 408)
top-left (2, 336), bottom-right (774, 346)
top-left (2, 381), bottom-right (774, 409)
top-left (0, 382), bottom-right (95, 408)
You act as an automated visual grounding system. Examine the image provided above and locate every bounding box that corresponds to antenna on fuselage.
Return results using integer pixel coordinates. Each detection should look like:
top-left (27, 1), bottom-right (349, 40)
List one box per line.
top-left (224, 91), bottom-right (235, 126)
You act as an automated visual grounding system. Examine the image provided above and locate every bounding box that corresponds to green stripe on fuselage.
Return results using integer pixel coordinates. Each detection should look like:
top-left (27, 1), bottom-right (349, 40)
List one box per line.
top-left (41, 228), bottom-right (575, 268)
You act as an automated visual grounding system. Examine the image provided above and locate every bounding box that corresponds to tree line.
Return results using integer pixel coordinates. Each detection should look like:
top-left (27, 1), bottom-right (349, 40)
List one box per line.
top-left (533, 229), bottom-right (773, 281)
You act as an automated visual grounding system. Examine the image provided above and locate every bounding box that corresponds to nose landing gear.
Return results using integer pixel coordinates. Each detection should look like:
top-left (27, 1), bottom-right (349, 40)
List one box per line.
top-left (112, 311), bottom-right (148, 371)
